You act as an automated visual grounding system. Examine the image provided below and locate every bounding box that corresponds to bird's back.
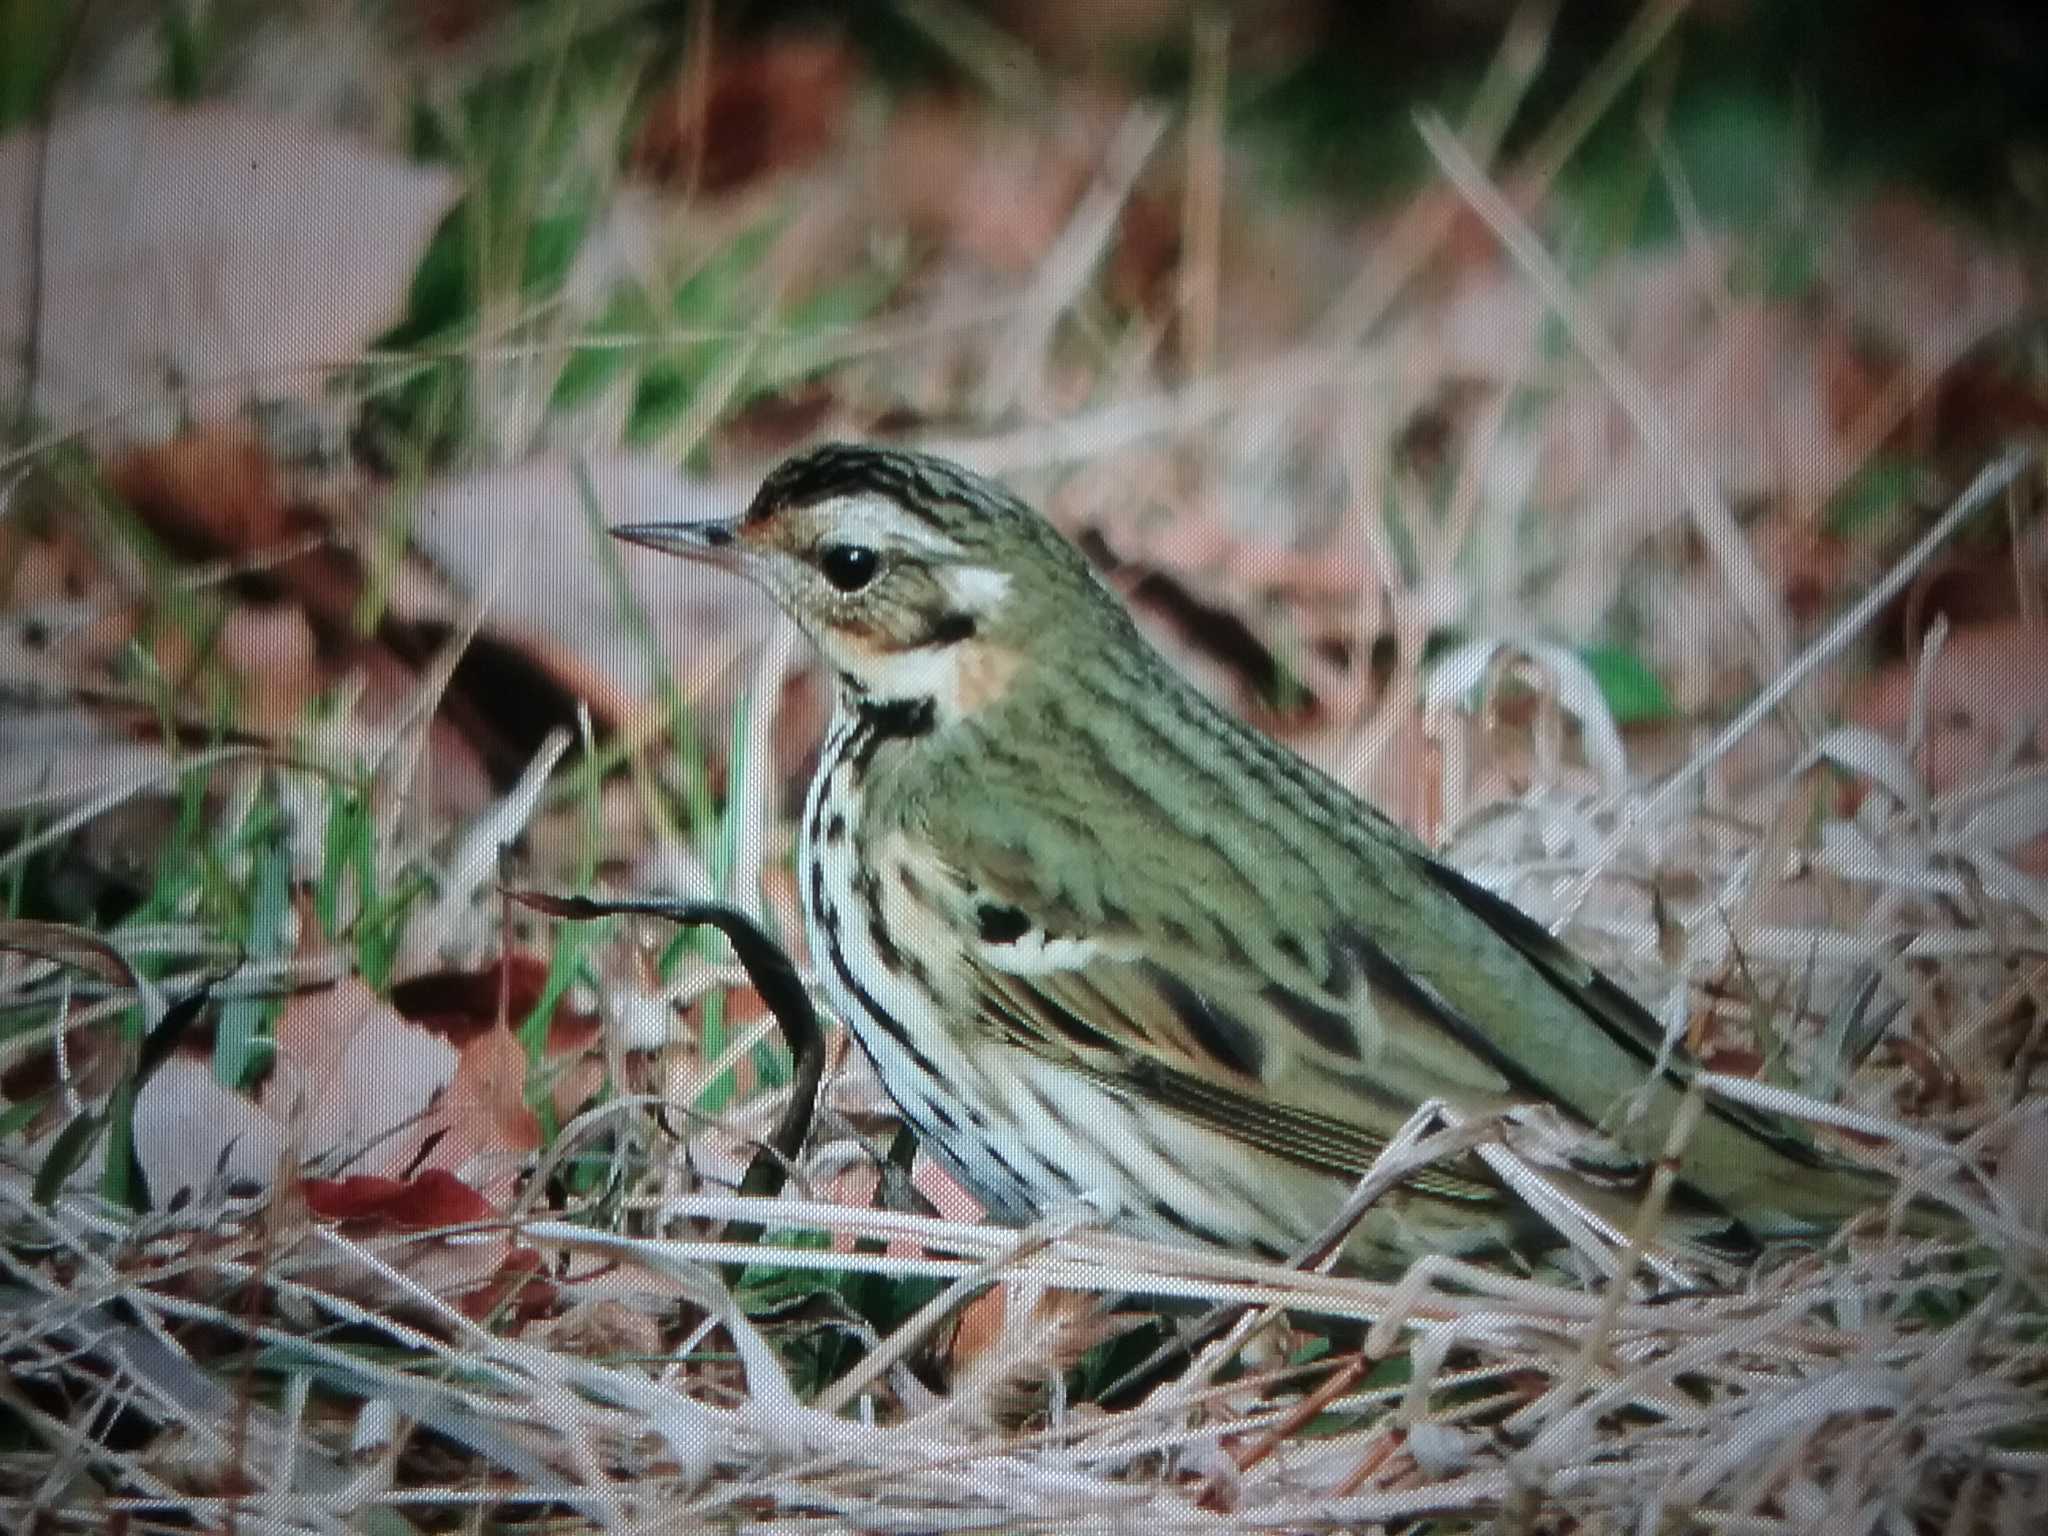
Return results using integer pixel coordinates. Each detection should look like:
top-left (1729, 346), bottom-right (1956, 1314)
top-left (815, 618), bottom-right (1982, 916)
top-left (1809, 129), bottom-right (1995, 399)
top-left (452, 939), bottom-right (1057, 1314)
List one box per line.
top-left (870, 631), bottom-right (1902, 1263)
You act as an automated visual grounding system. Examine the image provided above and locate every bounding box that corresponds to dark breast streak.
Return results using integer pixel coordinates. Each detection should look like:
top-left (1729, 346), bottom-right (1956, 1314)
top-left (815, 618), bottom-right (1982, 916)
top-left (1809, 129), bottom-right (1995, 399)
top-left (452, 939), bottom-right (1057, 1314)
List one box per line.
top-left (803, 702), bottom-right (929, 1069)
top-left (802, 695), bottom-right (983, 1157)
top-left (805, 691), bottom-right (1127, 1223)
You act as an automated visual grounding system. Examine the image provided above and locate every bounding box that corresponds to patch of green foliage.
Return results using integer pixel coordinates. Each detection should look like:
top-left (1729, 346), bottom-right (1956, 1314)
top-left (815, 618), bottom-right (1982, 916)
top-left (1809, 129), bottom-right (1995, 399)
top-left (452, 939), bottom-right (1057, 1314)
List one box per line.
top-left (1577, 644), bottom-right (1676, 726)
top-left (739, 1233), bottom-right (949, 1398)
top-left (1826, 455), bottom-right (1925, 537)
top-left (0, 0), bottom-right (71, 131)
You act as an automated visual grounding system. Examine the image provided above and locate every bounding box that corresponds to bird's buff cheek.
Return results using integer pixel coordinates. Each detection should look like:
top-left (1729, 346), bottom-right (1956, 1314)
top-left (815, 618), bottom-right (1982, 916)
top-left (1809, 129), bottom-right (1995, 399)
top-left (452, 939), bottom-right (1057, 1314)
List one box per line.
top-left (822, 630), bottom-right (1021, 722)
top-left (954, 641), bottom-right (1022, 714)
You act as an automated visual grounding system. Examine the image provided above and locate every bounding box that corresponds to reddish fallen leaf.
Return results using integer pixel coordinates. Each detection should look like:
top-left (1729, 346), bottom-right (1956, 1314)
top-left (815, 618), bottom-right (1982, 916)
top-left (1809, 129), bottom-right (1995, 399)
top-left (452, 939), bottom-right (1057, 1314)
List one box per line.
top-left (633, 34), bottom-right (857, 194)
top-left (391, 953), bottom-right (607, 1134)
top-left (297, 1168), bottom-right (557, 1322)
top-left (110, 430), bottom-right (354, 616)
top-left (456, 1246), bottom-right (558, 1324)
top-left (302, 1167), bottom-right (496, 1229)
top-left (106, 428), bottom-right (585, 808)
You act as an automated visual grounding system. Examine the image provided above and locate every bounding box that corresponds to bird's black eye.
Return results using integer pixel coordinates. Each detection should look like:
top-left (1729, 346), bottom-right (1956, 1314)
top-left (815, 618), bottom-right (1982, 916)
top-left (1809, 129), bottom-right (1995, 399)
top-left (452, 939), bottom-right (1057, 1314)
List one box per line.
top-left (818, 543), bottom-right (880, 593)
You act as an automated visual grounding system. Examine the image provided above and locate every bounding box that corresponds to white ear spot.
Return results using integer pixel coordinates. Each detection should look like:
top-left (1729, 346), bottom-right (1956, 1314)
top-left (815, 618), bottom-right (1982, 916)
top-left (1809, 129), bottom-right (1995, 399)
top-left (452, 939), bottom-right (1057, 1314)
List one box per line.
top-left (943, 565), bottom-right (1013, 613)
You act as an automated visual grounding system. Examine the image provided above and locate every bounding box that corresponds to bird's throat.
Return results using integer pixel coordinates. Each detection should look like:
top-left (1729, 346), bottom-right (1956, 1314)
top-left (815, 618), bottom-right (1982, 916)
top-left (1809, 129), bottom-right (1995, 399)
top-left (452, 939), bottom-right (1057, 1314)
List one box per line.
top-left (832, 634), bottom-right (1026, 729)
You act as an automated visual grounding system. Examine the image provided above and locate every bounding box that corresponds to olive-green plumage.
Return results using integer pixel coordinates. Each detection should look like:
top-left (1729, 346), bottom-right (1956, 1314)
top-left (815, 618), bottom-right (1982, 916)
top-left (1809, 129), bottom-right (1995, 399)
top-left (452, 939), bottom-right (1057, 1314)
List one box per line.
top-left (617, 442), bottom-right (1919, 1276)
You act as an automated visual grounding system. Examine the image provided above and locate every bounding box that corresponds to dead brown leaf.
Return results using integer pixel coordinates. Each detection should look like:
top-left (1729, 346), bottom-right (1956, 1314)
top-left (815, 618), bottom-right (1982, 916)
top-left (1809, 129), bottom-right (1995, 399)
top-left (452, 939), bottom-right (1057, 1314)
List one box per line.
top-left (262, 975), bottom-right (462, 1179)
top-left (0, 104), bottom-right (457, 432)
top-left (1852, 619), bottom-right (2048, 787)
top-left (875, 91), bottom-right (1110, 276)
top-left (394, 455), bottom-right (779, 731)
top-left (412, 1024), bottom-right (540, 1203)
top-left (391, 952), bottom-right (605, 1135)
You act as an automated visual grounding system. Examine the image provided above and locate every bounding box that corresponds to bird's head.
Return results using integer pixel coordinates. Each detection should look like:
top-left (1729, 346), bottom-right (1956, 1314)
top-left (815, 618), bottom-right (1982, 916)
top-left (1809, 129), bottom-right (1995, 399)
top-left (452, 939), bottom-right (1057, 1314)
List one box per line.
top-left (615, 443), bottom-right (1123, 717)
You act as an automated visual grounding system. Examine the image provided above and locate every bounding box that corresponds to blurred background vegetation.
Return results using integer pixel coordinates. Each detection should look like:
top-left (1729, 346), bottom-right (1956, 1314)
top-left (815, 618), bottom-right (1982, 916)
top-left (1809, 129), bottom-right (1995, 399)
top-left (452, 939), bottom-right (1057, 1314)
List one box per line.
top-left (2, 3), bottom-right (2044, 1528)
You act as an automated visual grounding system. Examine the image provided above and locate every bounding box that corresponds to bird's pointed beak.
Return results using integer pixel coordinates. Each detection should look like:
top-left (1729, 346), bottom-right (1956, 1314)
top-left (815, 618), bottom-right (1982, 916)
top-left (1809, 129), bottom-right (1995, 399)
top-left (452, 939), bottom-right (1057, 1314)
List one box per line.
top-left (611, 516), bottom-right (747, 565)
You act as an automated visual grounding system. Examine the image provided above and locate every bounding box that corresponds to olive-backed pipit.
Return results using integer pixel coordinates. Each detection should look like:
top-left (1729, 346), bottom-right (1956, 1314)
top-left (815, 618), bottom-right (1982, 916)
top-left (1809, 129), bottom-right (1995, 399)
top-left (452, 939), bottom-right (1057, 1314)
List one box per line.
top-left (617, 443), bottom-right (1922, 1275)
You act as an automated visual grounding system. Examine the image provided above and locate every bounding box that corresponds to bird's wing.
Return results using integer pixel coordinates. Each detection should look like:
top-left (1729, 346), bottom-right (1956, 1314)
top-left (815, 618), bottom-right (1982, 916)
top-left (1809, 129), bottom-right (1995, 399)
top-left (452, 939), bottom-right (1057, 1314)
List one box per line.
top-left (1378, 847), bottom-right (1833, 1177)
top-left (964, 931), bottom-right (1502, 1204)
top-left (902, 798), bottom-right (1838, 1227)
top-left (891, 833), bottom-right (1516, 1206)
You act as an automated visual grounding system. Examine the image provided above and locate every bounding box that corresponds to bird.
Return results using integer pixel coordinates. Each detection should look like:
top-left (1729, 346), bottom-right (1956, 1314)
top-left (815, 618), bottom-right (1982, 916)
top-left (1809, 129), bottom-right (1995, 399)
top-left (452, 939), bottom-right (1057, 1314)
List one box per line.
top-left (613, 442), bottom-right (1921, 1278)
